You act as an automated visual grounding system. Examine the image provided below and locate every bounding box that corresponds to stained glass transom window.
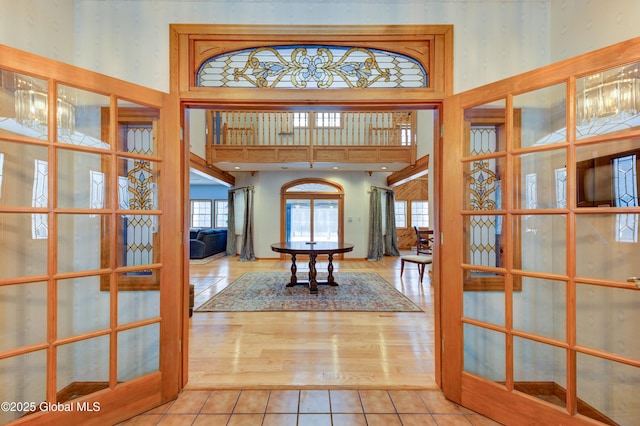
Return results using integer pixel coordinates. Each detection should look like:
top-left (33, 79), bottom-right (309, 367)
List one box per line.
top-left (286, 183), bottom-right (339, 192)
top-left (198, 45), bottom-right (427, 89)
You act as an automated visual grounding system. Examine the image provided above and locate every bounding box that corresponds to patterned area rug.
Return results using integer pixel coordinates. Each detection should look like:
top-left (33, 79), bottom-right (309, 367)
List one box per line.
top-left (195, 271), bottom-right (423, 312)
top-left (189, 251), bottom-right (227, 265)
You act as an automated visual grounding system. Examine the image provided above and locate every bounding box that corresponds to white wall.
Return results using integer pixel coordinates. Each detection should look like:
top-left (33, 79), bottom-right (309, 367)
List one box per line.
top-left (68, 0), bottom-right (553, 94)
top-left (550, 0), bottom-right (640, 62)
top-left (0, 0), bottom-right (75, 64)
top-left (233, 170), bottom-right (388, 259)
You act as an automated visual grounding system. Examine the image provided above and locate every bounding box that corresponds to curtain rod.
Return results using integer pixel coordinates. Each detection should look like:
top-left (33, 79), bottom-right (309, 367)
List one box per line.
top-left (369, 185), bottom-right (393, 192)
top-left (228, 185), bottom-right (254, 192)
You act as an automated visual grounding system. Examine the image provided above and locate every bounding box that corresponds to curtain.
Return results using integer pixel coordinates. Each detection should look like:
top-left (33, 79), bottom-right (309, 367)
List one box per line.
top-left (238, 187), bottom-right (256, 261)
top-left (384, 190), bottom-right (400, 256)
top-left (225, 190), bottom-right (236, 256)
top-left (367, 188), bottom-right (384, 260)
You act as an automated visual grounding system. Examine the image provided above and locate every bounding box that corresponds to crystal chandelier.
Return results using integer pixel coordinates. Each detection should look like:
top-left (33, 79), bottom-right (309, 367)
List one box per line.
top-left (13, 75), bottom-right (75, 136)
top-left (577, 62), bottom-right (640, 125)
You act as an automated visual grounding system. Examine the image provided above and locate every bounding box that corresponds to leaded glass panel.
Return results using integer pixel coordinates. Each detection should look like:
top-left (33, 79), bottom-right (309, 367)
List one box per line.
top-left (198, 45), bottom-right (427, 89)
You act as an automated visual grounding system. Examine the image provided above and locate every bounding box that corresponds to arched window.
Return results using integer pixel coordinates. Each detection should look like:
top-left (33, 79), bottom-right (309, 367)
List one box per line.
top-left (280, 178), bottom-right (344, 244)
top-left (197, 45), bottom-right (427, 89)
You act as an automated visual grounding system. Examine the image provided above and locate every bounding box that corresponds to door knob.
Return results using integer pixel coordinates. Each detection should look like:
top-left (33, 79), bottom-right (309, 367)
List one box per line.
top-left (627, 277), bottom-right (640, 288)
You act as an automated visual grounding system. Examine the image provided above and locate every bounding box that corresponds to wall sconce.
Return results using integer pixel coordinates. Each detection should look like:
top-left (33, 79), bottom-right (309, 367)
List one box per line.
top-left (577, 62), bottom-right (640, 125)
top-left (13, 76), bottom-right (75, 136)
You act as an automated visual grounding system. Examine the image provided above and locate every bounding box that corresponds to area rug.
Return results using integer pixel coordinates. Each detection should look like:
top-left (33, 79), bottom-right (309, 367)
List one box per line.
top-left (189, 252), bottom-right (227, 265)
top-left (195, 271), bottom-right (422, 312)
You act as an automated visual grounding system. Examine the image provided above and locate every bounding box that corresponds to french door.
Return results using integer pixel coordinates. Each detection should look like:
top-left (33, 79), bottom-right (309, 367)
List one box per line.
top-left (285, 198), bottom-right (339, 242)
top-left (441, 38), bottom-right (640, 425)
top-left (0, 46), bottom-right (182, 425)
top-left (279, 178), bottom-right (344, 257)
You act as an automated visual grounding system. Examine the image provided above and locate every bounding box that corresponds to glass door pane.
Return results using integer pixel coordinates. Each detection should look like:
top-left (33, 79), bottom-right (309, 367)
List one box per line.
top-left (286, 199), bottom-right (310, 242)
top-left (0, 46), bottom-right (173, 424)
top-left (313, 199), bottom-right (338, 242)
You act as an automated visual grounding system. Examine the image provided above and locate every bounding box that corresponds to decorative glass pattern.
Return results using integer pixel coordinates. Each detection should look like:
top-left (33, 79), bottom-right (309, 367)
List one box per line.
top-left (31, 159), bottom-right (48, 239)
top-left (613, 154), bottom-right (638, 243)
top-left (613, 154), bottom-right (638, 207)
top-left (469, 215), bottom-right (499, 266)
top-left (121, 126), bottom-right (156, 268)
top-left (286, 183), bottom-right (339, 192)
top-left (89, 170), bottom-right (105, 210)
top-left (469, 160), bottom-right (499, 211)
top-left (526, 173), bottom-right (537, 209)
top-left (198, 45), bottom-right (427, 89)
top-left (469, 127), bottom-right (501, 267)
top-left (118, 176), bottom-right (130, 210)
top-left (555, 167), bottom-right (567, 208)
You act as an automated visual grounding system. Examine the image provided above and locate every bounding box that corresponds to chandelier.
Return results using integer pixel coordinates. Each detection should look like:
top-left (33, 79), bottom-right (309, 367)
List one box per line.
top-left (13, 75), bottom-right (75, 136)
top-left (577, 62), bottom-right (640, 125)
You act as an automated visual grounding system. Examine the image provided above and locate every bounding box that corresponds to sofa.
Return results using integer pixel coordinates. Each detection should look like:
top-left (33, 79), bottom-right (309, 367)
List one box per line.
top-left (189, 228), bottom-right (228, 259)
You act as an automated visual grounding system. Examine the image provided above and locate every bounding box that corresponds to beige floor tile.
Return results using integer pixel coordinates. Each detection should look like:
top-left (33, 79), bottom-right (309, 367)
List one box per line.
top-left (262, 413), bottom-right (298, 425)
top-left (418, 389), bottom-right (464, 414)
top-left (166, 390), bottom-right (210, 414)
top-left (329, 390), bottom-right (363, 413)
top-left (331, 413), bottom-right (368, 426)
top-left (156, 414), bottom-right (198, 425)
top-left (399, 413), bottom-right (438, 425)
top-left (388, 390), bottom-right (429, 413)
top-left (200, 389), bottom-right (241, 413)
top-left (266, 389), bottom-right (300, 413)
top-left (226, 413), bottom-right (265, 425)
top-left (233, 390), bottom-right (270, 413)
top-left (364, 413), bottom-right (403, 426)
top-left (297, 413), bottom-right (332, 426)
top-left (359, 390), bottom-right (396, 413)
top-left (121, 414), bottom-right (164, 425)
top-left (192, 414), bottom-right (231, 425)
top-left (299, 389), bottom-right (330, 413)
top-left (143, 401), bottom-right (173, 415)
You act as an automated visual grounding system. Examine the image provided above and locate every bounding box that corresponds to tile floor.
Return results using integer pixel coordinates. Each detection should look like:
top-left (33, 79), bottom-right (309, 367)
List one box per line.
top-left (121, 388), bottom-right (502, 425)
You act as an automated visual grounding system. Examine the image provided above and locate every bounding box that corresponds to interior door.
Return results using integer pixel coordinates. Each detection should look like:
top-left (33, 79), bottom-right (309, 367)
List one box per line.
top-left (441, 38), bottom-right (640, 425)
top-left (0, 46), bottom-right (181, 425)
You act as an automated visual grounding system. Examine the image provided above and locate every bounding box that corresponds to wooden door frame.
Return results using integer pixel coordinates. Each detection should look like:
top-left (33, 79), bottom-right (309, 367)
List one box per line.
top-left (170, 24), bottom-right (454, 392)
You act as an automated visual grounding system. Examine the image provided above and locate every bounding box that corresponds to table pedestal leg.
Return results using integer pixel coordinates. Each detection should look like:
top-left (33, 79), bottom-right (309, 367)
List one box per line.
top-left (327, 254), bottom-right (338, 286)
top-left (308, 254), bottom-right (318, 294)
top-left (286, 254), bottom-right (297, 287)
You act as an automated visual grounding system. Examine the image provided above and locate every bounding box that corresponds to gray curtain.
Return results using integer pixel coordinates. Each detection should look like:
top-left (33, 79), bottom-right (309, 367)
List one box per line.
top-left (367, 188), bottom-right (384, 260)
top-left (238, 187), bottom-right (256, 261)
top-left (384, 190), bottom-right (400, 256)
top-left (225, 190), bottom-right (236, 256)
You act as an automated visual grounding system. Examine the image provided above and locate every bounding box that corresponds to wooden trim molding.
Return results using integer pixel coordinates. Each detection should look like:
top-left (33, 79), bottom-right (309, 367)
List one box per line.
top-left (170, 24), bottom-right (454, 106)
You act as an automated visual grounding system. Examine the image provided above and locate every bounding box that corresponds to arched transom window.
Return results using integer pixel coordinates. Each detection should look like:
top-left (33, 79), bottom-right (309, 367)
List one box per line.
top-left (197, 45), bottom-right (427, 89)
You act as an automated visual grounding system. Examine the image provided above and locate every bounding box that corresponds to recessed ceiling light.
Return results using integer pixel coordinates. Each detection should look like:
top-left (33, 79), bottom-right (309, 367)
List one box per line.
top-left (234, 166), bottom-right (240, 170)
top-left (332, 166), bottom-right (339, 170)
top-left (381, 166), bottom-right (388, 170)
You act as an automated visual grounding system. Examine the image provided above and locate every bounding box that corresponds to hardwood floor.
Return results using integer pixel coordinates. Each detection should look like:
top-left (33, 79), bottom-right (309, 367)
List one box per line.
top-left (187, 252), bottom-right (436, 389)
top-left (122, 253), bottom-right (503, 425)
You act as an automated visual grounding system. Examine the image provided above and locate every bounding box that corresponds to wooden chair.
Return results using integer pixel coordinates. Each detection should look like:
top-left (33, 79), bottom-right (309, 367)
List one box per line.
top-left (400, 255), bottom-right (433, 283)
top-left (414, 226), bottom-right (433, 255)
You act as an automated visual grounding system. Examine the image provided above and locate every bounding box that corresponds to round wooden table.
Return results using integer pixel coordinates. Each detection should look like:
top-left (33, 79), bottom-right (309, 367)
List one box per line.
top-left (270, 242), bottom-right (355, 294)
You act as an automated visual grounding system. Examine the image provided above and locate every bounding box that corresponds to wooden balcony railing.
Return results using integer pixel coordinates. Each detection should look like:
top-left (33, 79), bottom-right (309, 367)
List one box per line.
top-left (205, 110), bottom-right (417, 166)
